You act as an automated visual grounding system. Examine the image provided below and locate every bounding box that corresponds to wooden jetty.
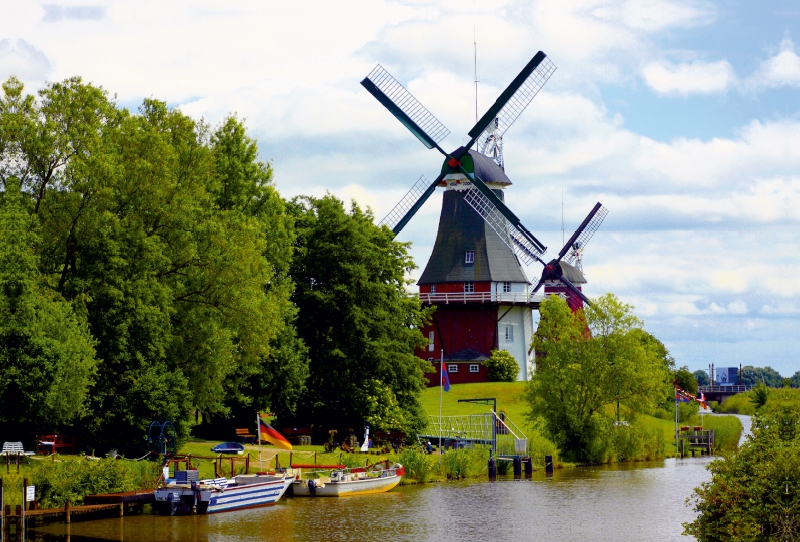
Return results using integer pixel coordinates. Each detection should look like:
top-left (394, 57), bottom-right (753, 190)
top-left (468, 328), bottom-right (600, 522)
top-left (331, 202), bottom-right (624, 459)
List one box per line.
top-left (677, 427), bottom-right (714, 457)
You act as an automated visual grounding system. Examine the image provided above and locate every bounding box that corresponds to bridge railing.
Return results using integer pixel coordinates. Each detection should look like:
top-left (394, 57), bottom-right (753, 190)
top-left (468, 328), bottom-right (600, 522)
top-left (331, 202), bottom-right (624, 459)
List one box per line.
top-left (698, 385), bottom-right (753, 393)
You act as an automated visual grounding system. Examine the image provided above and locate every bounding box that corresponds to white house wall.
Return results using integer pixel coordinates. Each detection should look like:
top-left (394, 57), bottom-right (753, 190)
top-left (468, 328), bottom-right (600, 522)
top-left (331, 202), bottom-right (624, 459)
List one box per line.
top-left (497, 305), bottom-right (533, 381)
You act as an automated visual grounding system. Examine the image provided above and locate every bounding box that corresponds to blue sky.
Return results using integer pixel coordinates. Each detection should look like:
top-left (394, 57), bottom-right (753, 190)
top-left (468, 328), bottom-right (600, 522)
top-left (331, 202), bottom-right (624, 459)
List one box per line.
top-left (2, 0), bottom-right (800, 377)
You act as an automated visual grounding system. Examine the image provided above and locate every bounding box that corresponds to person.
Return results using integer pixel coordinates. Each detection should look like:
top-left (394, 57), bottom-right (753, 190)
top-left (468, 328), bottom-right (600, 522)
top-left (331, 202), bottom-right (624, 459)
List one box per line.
top-left (368, 438), bottom-right (373, 449)
top-left (426, 441), bottom-right (433, 454)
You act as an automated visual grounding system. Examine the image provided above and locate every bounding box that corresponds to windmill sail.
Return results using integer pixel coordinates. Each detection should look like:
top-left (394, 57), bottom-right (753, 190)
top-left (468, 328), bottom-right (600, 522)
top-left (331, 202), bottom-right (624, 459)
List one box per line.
top-left (468, 53), bottom-right (556, 146)
top-left (560, 203), bottom-right (608, 265)
top-left (379, 175), bottom-right (432, 232)
top-left (361, 65), bottom-right (450, 149)
top-left (463, 186), bottom-right (545, 265)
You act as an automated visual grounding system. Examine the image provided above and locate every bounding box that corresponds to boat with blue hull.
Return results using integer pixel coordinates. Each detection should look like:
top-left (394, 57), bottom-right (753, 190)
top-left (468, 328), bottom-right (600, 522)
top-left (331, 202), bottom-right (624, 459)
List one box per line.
top-left (155, 473), bottom-right (293, 515)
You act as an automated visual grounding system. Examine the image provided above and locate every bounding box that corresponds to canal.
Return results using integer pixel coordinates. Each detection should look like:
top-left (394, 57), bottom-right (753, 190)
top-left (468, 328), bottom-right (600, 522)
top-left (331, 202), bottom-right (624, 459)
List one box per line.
top-left (31, 456), bottom-right (716, 542)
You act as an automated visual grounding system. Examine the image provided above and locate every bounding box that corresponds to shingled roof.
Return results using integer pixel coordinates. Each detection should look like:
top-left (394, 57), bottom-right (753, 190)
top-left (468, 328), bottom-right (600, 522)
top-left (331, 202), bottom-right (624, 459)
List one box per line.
top-left (418, 188), bottom-right (529, 285)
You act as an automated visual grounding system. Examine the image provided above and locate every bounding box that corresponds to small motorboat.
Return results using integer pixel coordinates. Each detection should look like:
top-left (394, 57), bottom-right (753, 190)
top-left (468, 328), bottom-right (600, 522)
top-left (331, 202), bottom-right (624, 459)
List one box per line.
top-left (292, 462), bottom-right (404, 497)
top-left (155, 471), bottom-right (293, 514)
top-left (211, 442), bottom-right (245, 455)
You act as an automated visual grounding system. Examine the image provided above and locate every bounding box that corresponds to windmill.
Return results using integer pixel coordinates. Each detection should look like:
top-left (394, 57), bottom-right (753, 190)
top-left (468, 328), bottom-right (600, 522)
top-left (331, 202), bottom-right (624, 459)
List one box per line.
top-left (533, 202), bottom-right (608, 312)
top-left (361, 51), bottom-right (591, 382)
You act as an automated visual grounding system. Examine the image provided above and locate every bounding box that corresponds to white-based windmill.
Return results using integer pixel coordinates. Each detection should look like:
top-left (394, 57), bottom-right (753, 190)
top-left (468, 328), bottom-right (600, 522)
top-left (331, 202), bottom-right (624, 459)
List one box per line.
top-left (361, 51), bottom-right (594, 305)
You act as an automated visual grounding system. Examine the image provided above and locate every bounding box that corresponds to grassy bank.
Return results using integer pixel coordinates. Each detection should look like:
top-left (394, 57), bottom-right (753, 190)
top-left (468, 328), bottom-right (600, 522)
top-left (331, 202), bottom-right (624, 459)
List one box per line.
top-left (713, 387), bottom-right (800, 415)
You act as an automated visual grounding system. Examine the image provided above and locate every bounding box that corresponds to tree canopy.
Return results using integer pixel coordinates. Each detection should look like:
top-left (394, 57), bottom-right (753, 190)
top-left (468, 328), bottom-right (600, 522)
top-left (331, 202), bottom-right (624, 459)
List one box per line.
top-left (741, 365), bottom-right (785, 388)
top-left (525, 294), bottom-right (672, 462)
top-left (685, 407), bottom-right (800, 540)
top-left (287, 195), bottom-right (431, 436)
top-left (0, 77), bottom-right (305, 450)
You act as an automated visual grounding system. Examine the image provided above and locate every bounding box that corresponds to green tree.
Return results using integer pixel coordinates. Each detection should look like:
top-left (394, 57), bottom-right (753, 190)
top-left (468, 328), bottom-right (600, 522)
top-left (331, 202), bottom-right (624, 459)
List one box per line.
top-left (792, 371), bottom-right (800, 388)
top-left (484, 349), bottom-right (519, 382)
top-left (0, 79), bottom-right (303, 451)
top-left (741, 365), bottom-right (784, 387)
top-left (694, 369), bottom-right (710, 387)
top-left (675, 366), bottom-right (698, 396)
top-left (685, 408), bottom-right (800, 540)
top-left (525, 294), bottom-right (672, 462)
top-left (0, 178), bottom-right (97, 433)
top-left (287, 195), bottom-right (430, 435)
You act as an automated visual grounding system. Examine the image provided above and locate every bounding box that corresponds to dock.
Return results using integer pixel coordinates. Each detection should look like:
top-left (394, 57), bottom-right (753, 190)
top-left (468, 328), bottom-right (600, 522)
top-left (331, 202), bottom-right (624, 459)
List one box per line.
top-left (677, 428), bottom-right (714, 457)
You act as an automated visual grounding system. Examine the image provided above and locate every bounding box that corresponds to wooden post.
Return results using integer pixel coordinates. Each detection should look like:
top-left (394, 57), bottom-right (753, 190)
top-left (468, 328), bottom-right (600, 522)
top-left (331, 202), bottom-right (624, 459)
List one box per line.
top-left (118, 503), bottom-right (124, 517)
top-left (22, 480), bottom-right (27, 512)
top-left (5, 453), bottom-right (8, 474)
top-left (230, 457), bottom-right (234, 478)
top-left (15, 455), bottom-right (19, 475)
top-left (314, 452), bottom-right (317, 465)
top-left (65, 501), bottom-right (70, 524)
top-left (245, 454), bottom-right (249, 474)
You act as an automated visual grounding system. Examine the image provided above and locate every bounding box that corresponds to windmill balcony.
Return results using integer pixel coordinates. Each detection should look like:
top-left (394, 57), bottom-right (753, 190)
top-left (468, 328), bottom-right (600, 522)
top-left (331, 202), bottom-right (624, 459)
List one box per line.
top-left (417, 291), bottom-right (547, 306)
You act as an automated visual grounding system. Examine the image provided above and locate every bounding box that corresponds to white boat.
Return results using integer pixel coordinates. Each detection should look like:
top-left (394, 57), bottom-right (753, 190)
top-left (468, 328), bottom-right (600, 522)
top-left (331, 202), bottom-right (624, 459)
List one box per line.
top-left (155, 473), bottom-right (293, 514)
top-left (292, 463), bottom-right (404, 497)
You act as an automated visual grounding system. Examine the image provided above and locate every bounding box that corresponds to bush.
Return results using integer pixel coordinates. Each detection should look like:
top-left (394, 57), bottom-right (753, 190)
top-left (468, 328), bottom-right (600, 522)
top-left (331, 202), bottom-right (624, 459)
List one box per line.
top-left (31, 458), bottom-right (159, 508)
top-left (750, 382), bottom-right (770, 409)
top-left (484, 350), bottom-right (519, 382)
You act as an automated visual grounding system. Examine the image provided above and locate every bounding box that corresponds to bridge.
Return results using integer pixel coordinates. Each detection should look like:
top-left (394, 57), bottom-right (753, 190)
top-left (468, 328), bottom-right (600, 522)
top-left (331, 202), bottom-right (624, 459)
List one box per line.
top-left (698, 384), bottom-right (752, 403)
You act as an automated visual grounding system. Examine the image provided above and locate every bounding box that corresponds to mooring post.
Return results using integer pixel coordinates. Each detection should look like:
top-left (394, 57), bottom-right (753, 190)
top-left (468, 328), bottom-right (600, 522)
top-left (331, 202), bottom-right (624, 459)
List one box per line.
top-left (524, 457), bottom-right (532, 478)
top-left (118, 503), bottom-right (123, 517)
top-left (245, 454), bottom-right (250, 474)
top-left (64, 502), bottom-right (70, 524)
top-left (545, 455), bottom-right (554, 476)
top-left (513, 456), bottom-right (522, 478)
top-left (487, 452), bottom-right (496, 480)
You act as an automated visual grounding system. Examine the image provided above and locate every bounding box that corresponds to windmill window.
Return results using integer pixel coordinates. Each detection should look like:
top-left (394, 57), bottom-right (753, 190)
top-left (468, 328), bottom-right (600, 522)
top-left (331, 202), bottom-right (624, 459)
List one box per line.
top-left (448, 364), bottom-right (458, 373)
top-left (469, 364), bottom-right (480, 373)
top-left (465, 251), bottom-right (475, 264)
top-left (505, 325), bottom-right (514, 342)
top-left (428, 331), bottom-right (435, 352)
top-left (464, 282), bottom-right (474, 293)
top-left (503, 282), bottom-right (511, 293)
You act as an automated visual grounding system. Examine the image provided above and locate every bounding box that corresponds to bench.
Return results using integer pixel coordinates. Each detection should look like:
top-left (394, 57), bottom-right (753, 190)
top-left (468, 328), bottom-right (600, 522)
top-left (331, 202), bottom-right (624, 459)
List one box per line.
top-left (281, 427), bottom-right (312, 446)
top-left (2, 442), bottom-right (35, 462)
top-left (37, 435), bottom-right (75, 455)
top-left (235, 428), bottom-right (255, 444)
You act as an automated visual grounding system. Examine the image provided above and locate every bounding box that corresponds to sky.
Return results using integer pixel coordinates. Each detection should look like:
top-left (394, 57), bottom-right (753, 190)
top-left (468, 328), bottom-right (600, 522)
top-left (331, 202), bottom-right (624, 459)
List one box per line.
top-left (2, 0), bottom-right (800, 377)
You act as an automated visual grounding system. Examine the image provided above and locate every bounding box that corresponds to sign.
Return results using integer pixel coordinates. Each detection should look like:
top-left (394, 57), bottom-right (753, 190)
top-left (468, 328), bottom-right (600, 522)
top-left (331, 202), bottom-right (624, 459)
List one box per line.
top-left (25, 486), bottom-right (35, 502)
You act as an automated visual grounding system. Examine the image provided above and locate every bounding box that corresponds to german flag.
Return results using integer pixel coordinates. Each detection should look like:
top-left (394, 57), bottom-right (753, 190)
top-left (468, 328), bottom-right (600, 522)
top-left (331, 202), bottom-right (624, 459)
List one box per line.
top-left (259, 414), bottom-right (292, 450)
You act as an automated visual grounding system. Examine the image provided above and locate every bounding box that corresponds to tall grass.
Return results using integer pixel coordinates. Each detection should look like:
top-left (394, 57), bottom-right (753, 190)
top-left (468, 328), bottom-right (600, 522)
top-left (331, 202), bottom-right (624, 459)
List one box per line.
top-left (398, 447), bottom-right (434, 483)
top-left (700, 415), bottom-right (742, 453)
top-left (440, 447), bottom-right (488, 480)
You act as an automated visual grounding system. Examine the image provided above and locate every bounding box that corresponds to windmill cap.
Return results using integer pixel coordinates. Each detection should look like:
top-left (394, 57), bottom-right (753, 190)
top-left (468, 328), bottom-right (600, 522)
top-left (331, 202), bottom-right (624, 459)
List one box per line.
top-left (442, 148), bottom-right (512, 187)
top-left (544, 260), bottom-right (587, 284)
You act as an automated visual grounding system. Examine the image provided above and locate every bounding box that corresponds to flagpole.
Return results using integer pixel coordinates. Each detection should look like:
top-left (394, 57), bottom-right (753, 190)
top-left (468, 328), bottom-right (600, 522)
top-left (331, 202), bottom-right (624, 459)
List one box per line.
top-left (439, 348), bottom-right (443, 466)
top-left (674, 388), bottom-right (679, 457)
top-left (257, 412), bottom-right (262, 473)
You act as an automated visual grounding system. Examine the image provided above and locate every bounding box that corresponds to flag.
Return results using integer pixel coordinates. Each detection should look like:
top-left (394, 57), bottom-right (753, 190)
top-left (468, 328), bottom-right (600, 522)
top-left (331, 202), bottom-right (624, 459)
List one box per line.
top-left (698, 392), bottom-right (709, 411)
top-left (675, 388), bottom-right (693, 403)
top-left (441, 363), bottom-right (450, 392)
top-left (259, 415), bottom-right (292, 450)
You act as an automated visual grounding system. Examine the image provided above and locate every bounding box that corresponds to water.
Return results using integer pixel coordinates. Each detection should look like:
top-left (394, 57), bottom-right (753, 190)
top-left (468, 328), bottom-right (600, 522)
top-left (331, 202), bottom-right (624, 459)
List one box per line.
top-left (31, 457), bottom-right (715, 542)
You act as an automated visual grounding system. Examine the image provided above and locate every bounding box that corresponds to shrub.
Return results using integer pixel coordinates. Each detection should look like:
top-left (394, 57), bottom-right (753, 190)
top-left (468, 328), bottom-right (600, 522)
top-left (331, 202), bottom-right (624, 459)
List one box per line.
top-left (484, 350), bottom-right (519, 382)
top-left (31, 458), bottom-right (159, 508)
top-left (750, 382), bottom-right (770, 409)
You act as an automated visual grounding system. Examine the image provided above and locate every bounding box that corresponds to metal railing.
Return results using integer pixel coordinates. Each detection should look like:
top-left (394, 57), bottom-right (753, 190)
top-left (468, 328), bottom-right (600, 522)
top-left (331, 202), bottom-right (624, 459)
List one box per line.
top-left (420, 412), bottom-right (529, 455)
top-left (698, 385), bottom-right (753, 393)
top-left (418, 292), bottom-right (547, 305)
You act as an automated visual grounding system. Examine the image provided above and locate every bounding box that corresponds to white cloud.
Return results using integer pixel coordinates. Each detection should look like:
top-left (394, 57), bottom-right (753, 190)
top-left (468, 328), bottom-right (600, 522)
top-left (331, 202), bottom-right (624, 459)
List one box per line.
top-left (746, 37), bottom-right (800, 90)
top-left (641, 59), bottom-right (736, 95)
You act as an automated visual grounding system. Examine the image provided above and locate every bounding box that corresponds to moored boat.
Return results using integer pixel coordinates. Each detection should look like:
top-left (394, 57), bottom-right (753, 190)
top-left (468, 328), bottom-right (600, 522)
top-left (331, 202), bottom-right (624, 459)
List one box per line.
top-left (155, 472), bottom-right (293, 515)
top-left (292, 463), bottom-right (404, 497)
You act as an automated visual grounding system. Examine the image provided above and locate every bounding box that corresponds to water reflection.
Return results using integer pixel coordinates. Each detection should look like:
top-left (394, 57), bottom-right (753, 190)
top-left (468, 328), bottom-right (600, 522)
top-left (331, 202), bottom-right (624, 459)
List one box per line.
top-left (31, 458), bottom-right (712, 542)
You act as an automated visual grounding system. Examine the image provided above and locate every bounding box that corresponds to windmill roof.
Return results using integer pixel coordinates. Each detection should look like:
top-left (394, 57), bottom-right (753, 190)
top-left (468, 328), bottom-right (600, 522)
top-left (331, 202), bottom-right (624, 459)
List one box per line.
top-left (542, 260), bottom-right (586, 284)
top-left (418, 189), bottom-right (529, 285)
top-left (445, 148), bottom-right (512, 186)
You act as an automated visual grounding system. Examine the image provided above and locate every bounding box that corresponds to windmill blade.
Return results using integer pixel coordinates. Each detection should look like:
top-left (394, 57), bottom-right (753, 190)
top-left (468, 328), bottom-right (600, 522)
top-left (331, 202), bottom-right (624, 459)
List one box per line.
top-left (462, 183), bottom-right (546, 265)
top-left (467, 52), bottom-right (556, 144)
top-left (379, 172), bottom-right (449, 236)
top-left (559, 203), bottom-right (608, 265)
top-left (361, 65), bottom-right (450, 150)
top-left (557, 274), bottom-right (591, 306)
